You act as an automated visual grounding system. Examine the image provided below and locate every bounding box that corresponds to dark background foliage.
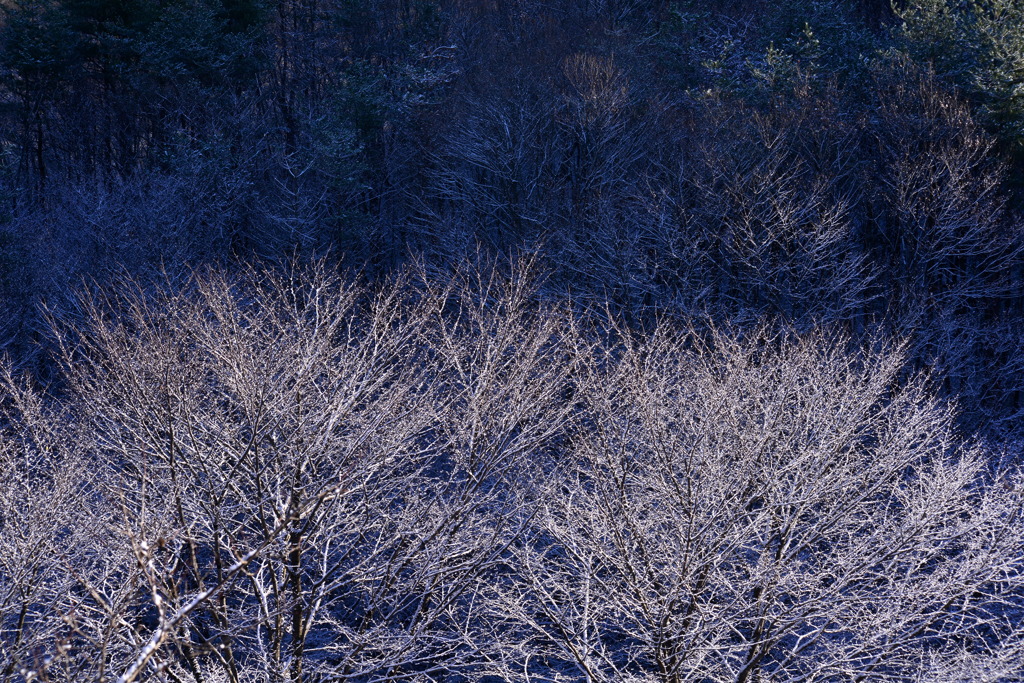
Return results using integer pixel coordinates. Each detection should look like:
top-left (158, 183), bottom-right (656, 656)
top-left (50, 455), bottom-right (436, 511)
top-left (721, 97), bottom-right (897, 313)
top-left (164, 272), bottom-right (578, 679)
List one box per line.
top-left (2, 1), bottom-right (1024, 431)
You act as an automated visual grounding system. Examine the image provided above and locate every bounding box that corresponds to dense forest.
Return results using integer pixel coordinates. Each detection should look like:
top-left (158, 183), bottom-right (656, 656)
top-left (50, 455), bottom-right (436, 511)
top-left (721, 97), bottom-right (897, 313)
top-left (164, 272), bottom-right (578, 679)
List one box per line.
top-left (3, 1), bottom-right (1024, 681)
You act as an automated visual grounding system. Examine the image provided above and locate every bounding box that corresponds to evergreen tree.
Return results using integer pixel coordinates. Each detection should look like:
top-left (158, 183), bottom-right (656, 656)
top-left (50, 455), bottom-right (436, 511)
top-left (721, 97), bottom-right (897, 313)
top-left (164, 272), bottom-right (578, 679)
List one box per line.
top-left (897, 0), bottom-right (1024, 156)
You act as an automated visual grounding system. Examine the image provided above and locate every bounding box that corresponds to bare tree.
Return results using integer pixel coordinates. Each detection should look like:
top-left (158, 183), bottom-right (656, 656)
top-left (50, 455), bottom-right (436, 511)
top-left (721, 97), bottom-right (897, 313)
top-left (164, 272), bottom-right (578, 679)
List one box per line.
top-left (868, 62), bottom-right (1019, 320)
top-left (675, 99), bottom-right (871, 325)
top-left (50, 260), bottom-right (461, 683)
top-left (0, 365), bottom-right (85, 683)
top-left (0, 256), bottom-right (582, 683)
top-left (486, 325), bottom-right (1024, 682)
top-left (3, 258), bottom-right (1024, 682)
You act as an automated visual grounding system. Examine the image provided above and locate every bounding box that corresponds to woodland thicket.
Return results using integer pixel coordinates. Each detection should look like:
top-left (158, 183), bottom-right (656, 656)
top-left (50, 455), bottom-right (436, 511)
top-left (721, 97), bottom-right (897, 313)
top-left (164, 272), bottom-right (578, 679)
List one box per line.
top-left (3, 2), bottom-right (1024, 681)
